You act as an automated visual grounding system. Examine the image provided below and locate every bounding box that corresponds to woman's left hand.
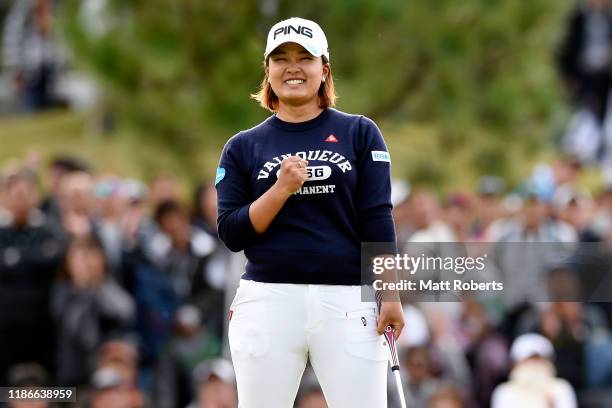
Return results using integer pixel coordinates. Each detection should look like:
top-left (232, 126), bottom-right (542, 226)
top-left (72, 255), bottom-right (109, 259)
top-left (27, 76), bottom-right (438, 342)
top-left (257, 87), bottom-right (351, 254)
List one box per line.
top-left (377, 301), bottom-right (405, 339)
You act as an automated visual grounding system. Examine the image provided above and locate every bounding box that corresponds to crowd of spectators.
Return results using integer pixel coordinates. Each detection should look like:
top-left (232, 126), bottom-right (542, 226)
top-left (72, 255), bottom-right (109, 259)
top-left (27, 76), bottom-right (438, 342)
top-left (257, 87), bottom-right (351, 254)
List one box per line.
top-left (0, 153), bottom-right (240, 407)
top-left (388, 154), bottom-right (612, 407)
top-left (2, 151), bottom-right (612, 407)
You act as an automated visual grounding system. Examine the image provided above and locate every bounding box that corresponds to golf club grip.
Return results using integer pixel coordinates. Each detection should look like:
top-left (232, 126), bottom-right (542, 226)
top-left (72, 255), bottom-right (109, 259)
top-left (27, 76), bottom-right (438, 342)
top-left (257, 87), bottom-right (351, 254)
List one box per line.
top-left (384, 325), bottom-right (401, 368)
top-left (376, 292), bottom-right (407, 407)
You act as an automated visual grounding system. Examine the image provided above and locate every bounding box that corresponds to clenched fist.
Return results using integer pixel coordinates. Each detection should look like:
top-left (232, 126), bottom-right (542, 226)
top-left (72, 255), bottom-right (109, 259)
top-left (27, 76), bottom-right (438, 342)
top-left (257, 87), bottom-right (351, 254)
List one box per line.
top-left (275, 156), bottom-right (309, 196)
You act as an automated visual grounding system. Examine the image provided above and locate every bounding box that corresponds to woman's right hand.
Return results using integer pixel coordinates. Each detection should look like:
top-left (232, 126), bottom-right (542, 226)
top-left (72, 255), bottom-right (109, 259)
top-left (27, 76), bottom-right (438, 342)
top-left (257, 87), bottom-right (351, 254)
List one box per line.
top-left (248, 156), bottom-right (309, 234)
top-left (275, 156), bottom-right (309, 196)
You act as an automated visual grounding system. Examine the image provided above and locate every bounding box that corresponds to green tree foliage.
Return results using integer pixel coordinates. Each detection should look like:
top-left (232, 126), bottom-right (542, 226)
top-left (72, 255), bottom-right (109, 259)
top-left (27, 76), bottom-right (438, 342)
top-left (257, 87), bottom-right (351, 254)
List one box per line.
top-left (59, 0), bottom-right (573, 179)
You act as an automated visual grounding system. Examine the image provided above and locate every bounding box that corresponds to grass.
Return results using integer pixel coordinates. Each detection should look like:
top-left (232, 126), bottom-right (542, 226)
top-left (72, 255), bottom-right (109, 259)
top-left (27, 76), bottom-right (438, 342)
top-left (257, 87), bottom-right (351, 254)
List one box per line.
top-left (0, 110), bottom-right (222, 195)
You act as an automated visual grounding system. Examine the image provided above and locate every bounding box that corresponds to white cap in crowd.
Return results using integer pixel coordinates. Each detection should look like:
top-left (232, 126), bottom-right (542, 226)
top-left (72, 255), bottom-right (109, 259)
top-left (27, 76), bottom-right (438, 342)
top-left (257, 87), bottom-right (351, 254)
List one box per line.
top-left (510, 333), bottom-right (554, 363)
top-left (193, 358), bottom-right (235, 384)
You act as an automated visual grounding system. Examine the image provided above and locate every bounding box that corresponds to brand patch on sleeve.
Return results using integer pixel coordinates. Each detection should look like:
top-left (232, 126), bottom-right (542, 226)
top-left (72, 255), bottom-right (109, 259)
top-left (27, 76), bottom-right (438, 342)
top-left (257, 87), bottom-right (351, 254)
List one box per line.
top-left (215, 167), bottom-right (226, 185)
top-left (371, 151), bottom-right (391, 163)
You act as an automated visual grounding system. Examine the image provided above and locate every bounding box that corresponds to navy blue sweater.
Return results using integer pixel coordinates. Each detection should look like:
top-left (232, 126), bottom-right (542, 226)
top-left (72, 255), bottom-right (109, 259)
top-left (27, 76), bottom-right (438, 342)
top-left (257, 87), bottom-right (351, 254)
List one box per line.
top-left (216, 108), bottom-right (395, 285)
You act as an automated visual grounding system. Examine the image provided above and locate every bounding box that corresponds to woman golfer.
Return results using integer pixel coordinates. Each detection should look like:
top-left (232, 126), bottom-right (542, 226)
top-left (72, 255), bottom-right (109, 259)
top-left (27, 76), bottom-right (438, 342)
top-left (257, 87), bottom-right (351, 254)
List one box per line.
top-left (216, 17), bottom-right (404, 407)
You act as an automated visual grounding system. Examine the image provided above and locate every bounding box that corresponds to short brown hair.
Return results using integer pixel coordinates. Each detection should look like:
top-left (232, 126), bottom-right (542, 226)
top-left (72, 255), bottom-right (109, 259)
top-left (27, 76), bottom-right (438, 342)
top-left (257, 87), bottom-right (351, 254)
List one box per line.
top-left (251, 56), bottom-right (337, 112)
top-left (154, 199), bottom-right (188, 225)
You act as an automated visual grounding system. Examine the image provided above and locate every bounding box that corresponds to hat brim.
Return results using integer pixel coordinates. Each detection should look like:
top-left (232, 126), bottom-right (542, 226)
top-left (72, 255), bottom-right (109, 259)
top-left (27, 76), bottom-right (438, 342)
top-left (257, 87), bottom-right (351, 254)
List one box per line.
top-left (264, 39), bottom-right (326, 60)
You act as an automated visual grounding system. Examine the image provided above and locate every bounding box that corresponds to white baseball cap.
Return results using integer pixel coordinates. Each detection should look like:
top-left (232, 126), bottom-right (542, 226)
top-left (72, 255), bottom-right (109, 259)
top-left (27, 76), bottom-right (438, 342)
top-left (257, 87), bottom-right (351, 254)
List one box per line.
top-left (264, 17), bottom-right (329, 61)
top-left (193, 358), bottom-right (235, 384)
top-left (510, 333), bottom-right (554, 363)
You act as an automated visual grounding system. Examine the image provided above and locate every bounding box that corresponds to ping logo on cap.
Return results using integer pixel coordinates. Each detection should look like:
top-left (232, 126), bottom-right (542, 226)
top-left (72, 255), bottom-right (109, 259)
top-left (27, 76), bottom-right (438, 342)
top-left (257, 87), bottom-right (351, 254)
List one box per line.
top-left (274, 25), bottom-right (313, 40)
top-left (265, 17), bottom-right (330, 61)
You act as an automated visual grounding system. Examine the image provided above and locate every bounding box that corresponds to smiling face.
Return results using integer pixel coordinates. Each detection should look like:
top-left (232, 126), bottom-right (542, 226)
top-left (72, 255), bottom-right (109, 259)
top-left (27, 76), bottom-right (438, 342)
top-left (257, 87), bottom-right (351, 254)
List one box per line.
top-left (266, 42), bottom-right (329, 109)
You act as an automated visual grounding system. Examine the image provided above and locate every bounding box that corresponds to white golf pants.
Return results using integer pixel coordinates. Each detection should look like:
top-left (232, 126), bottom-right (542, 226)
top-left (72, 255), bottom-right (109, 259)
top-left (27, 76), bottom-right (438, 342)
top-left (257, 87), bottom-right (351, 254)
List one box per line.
top-left (228, 279), bottom-right (389, 408)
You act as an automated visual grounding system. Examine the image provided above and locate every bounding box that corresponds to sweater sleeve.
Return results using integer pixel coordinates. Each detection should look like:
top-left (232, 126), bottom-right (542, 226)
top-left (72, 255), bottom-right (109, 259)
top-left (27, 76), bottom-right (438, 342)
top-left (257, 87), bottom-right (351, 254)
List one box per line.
top-left (355, 116), bottom-right (397, 250)
top-left (215, 135), bottom-right (258, 252)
